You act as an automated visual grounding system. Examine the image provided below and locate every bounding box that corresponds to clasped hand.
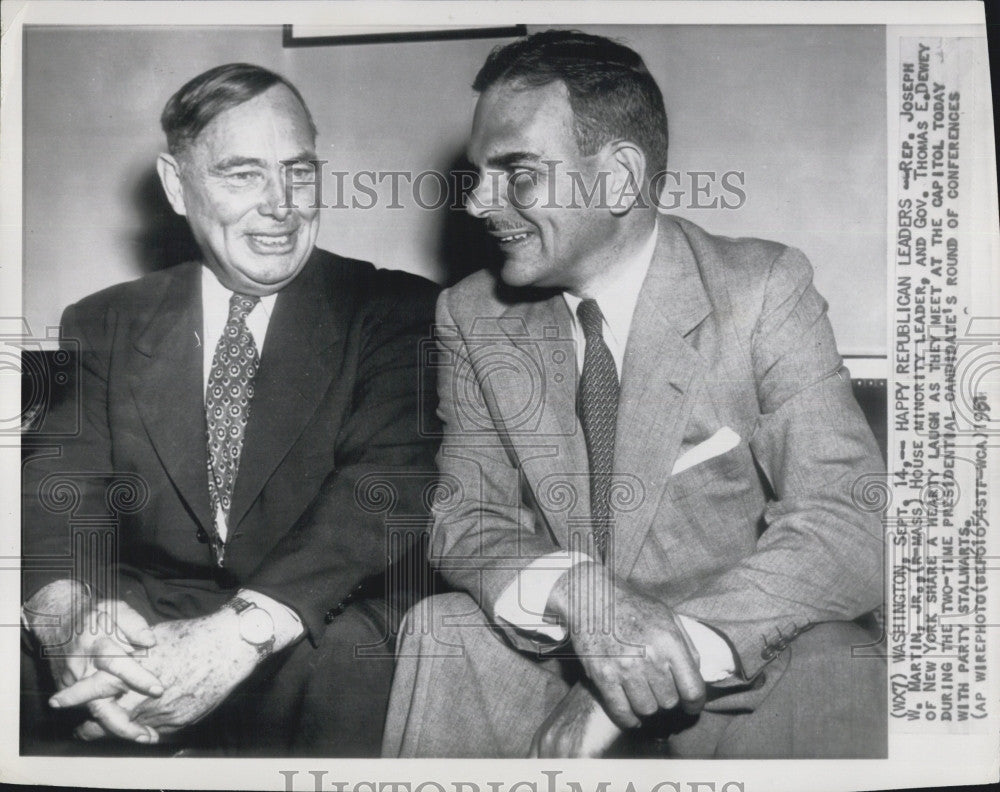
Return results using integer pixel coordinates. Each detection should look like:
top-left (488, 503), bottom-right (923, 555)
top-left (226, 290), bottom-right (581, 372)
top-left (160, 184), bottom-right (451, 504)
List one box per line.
top-left (27, 593), bottom-right (163, 743)
top-left (534, 564), bottom-right (706, 756)
top-left (34, 593), bottom-right (257, 743)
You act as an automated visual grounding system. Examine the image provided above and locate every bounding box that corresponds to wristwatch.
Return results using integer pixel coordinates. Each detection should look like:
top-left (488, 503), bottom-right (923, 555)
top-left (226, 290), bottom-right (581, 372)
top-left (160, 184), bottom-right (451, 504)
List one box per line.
top-left (225, 596), bottom-right (275, 660)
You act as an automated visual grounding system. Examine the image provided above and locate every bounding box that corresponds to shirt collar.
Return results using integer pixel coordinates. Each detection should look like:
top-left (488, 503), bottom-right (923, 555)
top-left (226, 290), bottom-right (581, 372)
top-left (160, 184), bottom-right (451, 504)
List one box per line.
top-left (562, 221), bottom-right (658, 347)
top-left (200, 266), bottom-right (277, 318)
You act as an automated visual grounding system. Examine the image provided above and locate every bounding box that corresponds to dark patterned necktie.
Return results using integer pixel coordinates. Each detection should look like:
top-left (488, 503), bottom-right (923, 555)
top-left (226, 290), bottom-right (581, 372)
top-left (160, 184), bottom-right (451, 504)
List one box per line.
top-left (576, 299), bottom-right (620, 558)
top-left (205, 292), bottom-right (260, 563)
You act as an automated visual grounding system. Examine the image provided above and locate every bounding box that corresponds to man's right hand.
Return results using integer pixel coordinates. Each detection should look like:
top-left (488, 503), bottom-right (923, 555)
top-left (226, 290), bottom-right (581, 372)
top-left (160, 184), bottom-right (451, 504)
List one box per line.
top-left (22, 579), bottom-right (164, 743)
top-left (546, 562), bottom-right (706, 729)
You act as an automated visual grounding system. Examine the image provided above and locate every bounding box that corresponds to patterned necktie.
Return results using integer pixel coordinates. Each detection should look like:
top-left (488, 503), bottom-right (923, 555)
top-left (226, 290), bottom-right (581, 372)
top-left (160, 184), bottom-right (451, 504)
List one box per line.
top-left (205, 292), bottom-right (260, 563)
top-left (576, 299), bottom-right (620, 559)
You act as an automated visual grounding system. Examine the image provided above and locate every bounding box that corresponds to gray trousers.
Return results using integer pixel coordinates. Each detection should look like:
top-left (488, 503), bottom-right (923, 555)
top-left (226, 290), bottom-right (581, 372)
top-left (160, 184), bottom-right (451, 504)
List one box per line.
top-left (383, 592), bottom-right (887, 758)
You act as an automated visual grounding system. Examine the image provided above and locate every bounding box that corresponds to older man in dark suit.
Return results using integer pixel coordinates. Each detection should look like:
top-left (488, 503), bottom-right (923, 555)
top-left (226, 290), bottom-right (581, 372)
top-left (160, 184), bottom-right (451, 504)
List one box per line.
top-left (384, 30), bottom-right (886, 758)
top-left (21, 63), bottom-right (439, 756)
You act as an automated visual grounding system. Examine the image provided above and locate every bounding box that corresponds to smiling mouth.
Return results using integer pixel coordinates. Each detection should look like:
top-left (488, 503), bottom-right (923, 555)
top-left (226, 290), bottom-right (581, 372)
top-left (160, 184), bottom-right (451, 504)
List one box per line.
top-left (490, 230), bottom-right (533, 246)
top-left (247, 230), bottom-right (297, 253)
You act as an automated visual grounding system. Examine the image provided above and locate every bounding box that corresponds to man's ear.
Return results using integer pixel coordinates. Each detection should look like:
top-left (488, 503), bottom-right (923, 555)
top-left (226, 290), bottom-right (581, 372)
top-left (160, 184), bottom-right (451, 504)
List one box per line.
top-left (605, 141), bottom-right (647, 216)
top-left (156, 153), bottom-right (188, 216)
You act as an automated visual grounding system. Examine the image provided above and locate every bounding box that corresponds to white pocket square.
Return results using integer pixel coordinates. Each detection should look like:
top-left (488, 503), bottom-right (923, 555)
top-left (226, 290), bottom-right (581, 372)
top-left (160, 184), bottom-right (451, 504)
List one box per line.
top-left (671, 426), bottom-right (741, 475)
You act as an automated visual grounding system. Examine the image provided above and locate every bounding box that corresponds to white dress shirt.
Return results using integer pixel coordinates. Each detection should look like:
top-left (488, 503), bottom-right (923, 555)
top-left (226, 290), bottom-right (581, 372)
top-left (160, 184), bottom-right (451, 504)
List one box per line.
top-left (492, 224), bottom-right (736, 683)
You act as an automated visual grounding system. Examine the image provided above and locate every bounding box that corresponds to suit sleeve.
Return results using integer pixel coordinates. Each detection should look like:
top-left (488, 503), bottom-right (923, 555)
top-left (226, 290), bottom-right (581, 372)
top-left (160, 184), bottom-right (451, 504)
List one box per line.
top-left (428, 293), bottom-right (561, 651)
top-left (672, 247), bottom-right (885, 681)
top-left (244, 277), bottom-right (441, 644)
top-left (22, 301), bottom-right (118, 602)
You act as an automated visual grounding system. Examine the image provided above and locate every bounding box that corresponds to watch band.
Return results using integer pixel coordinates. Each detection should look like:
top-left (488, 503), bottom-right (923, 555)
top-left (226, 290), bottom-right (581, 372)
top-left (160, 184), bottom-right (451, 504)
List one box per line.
top-left (226, 596), bottom-right (255, 615)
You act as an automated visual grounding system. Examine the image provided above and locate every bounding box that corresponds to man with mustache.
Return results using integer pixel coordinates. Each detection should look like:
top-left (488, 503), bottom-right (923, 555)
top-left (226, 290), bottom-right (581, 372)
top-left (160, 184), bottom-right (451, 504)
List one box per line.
top-left (384, 30), bottom-right (886, 758)
top-left (21, 63), bottom-right (439, 755)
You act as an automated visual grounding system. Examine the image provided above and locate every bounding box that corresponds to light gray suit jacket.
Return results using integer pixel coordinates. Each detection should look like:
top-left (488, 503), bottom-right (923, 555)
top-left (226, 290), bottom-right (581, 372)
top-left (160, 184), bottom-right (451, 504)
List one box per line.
top-left (430, 215), bottom-right (884, 682)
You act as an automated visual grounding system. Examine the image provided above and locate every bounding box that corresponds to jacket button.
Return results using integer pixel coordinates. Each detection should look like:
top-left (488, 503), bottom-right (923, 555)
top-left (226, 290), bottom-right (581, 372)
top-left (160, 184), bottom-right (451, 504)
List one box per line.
top-left (196, 528), bottom-right (209, 543)
top-left (324, 602), bottom-right (347, 623)
top-left (761, 646), bottom-right (777, 660)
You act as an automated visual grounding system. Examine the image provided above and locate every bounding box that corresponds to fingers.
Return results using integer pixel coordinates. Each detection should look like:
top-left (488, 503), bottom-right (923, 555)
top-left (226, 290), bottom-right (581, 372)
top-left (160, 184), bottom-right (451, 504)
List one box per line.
top-left (109, 690), bottom-right (174, 735)
top-left (622, 676), bottom-right (660, 718)
top-left (647, 669), bottom-right (680, 710)
top-left (534, 722), bottom-right (567, 759)
top-left (74, 719), bottom-right (108, 741)
top-left (51, 670), bottom-right (127, 707)
top-left (533, 702), bottom-right (621, 758)
top-left (590, 673), bottom-right (641, 729)
top-left (76, 698), bottom-right (159, 744)
top-left (95, 602), bottom-right (155, 649)
top-left (589, 634), bottom-right (703, 722)
top-left (664, 638), bottom-right (706, 714)
top-left (671, 657), bottom-right (706, 714)
top-left (91, 639), bottom-right (164, 696)
top-left (536, 733), bottom-right (558, 759)
top-left (51, 641), bottom-right (163, 707)
top-left (76, 716), bottom-right (160, 744)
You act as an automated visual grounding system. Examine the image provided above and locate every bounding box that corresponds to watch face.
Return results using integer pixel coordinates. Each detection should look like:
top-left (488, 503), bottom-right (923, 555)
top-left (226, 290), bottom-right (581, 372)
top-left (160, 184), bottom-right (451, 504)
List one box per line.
top-left (240, 607), bottom-right (274, 645)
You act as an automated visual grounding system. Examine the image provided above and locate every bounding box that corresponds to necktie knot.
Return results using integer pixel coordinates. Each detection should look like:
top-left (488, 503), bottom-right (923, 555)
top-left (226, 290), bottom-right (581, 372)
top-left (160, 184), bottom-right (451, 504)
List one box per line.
top-left (576, 299), bottom-right (605, 342)
top-left (228, 293), bottom-right (259, 324)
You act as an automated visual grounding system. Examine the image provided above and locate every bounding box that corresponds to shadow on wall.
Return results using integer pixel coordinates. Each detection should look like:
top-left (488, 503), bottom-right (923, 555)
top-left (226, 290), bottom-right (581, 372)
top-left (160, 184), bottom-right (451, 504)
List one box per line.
top-left (435, 151), bottom-right (503, 287)
top-left (130, 166), bottom-right (202, 275)
top-left (433, 150), bottom-right (583, 308)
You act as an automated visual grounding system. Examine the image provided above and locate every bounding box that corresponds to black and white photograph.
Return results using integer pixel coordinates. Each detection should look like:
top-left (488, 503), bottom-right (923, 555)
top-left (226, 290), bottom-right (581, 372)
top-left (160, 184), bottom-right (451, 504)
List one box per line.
top-left (1, 2), bottom-right (997, 790)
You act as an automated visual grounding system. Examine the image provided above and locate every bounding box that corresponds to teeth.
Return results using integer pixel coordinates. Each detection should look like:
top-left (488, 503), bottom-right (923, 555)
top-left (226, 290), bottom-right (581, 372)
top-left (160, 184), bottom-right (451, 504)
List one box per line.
top-left (250, 234), bottom-right (291, 247)
top-left (500, 232), bottom-right (530, 243)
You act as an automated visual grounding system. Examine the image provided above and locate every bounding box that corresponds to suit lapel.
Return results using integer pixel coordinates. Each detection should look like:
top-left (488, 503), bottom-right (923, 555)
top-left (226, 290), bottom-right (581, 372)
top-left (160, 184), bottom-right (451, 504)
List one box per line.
top-left (228, 253), bottom-right (343, 529)
top-left (129, 263), bottom-right (214, 531)
top-left (499, 295), bottom-right (589, 549)
top-left (611, 218), bottom-right (712, 577)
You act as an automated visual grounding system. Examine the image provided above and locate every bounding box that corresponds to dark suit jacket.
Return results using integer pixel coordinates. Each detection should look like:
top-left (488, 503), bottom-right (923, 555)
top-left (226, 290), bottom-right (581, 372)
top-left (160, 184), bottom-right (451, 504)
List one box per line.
top-left (22, 248), bottom-right (440, 643)
top-left (431, 216), bottom-right (884, 682)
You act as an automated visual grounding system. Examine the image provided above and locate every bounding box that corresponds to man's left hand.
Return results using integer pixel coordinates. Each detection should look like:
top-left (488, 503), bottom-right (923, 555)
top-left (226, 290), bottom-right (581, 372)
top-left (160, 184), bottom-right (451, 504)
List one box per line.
top-left (529, 682), bottom-right (622, 758)
top-left (66, 609), bottom-right (259, 741)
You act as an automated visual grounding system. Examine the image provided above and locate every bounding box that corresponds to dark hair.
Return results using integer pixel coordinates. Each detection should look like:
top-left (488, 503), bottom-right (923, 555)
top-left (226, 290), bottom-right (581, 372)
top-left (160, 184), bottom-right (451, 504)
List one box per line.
top-left (473, 30), bottom-right (668, 177)
top-left (160, 63), bottom-right (317, 156)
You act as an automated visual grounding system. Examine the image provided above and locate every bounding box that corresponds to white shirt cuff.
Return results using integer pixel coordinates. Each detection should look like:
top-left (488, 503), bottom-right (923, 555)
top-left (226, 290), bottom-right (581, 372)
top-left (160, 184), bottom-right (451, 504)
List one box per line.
top-left (493, 551), bottom-right (591, 642)
top-left (675, 614), bottom-right (736, 683)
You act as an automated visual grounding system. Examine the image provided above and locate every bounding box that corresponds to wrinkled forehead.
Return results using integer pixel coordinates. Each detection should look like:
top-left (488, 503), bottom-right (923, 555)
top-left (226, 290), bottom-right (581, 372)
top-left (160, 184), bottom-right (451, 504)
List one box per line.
top-left (467, 80), bottom-right (578, 166)
top-left (186, 84), bottom-right (316, 162)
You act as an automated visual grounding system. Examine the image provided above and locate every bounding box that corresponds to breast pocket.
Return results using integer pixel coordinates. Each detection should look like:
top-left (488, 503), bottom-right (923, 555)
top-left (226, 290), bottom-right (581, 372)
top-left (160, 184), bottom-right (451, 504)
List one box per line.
top-left (660, 441), bottom-right (759, 564)
top-left (664, 441), bottom-right (748, 500)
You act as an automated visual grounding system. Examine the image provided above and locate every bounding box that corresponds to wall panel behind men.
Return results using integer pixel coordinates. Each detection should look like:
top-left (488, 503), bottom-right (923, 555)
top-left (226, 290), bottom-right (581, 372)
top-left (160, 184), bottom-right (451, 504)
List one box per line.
top-left (22, 25), bottom-right (885, 355)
